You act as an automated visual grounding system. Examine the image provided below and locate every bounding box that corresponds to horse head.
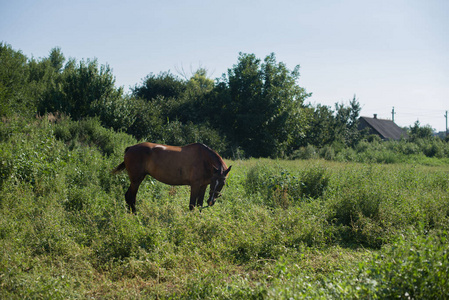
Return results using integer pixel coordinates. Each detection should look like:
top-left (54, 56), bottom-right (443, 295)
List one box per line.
top-left (207, 165), bottom-right (232, 207)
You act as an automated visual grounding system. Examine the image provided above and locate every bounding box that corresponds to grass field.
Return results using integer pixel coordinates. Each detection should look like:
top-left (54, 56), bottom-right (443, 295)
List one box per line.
top-left (1, 117), bottom-right (448, 299)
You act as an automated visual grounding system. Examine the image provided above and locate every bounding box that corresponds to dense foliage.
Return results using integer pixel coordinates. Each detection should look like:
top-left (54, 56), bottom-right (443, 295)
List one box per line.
top-left (2, 43), bottom-right (448, 158)
top-left (0, 117), bottom-right (448, 298)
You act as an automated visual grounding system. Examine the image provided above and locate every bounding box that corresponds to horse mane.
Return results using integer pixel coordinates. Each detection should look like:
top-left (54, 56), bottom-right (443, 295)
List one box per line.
top-left (199, 143), bottom-right (227, 170)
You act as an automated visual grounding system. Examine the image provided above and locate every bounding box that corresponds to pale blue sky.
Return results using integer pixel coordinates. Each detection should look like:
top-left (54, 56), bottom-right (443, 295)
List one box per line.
top-left (1, 0), bottom-right (448, 131)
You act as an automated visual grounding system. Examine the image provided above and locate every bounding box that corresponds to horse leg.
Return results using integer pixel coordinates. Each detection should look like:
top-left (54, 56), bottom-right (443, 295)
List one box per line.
top-left (189, 186), bottom-right (197, 211)
top-left (189, 185), bottom-right (208, 210)
top-left (125, 178), bottom-right (143, 214)
top-left (197, 185), bottom-right (207, 208)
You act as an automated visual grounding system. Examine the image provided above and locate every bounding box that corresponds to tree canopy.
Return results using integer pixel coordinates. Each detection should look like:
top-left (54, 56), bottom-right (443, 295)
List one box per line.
top-left (4, 43), bottom-right (437, 158)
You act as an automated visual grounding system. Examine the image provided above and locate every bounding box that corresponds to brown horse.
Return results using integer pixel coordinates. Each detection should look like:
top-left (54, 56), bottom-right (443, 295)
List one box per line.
top-left (113, 142), bottom-right (231, 213)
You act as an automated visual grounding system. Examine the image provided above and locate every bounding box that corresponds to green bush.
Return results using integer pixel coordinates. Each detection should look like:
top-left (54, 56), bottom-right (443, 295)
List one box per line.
top-left (356, 230), bottom-right (449, 299)
top-left (300, 165), bottom-right (329, 199)
top-left (320, 145), bottom-right (335, 160)
top-left (400, 141), bottom-right (421, 155)
top-left (267, 230), bottom-right (449, 299)
top-left (245, 162), bottom-right (329, 208)
top-left (161, 120), bottom-right (227, 154)
top-left (290, 144), bottom-right (318, 160)
top-left (53, 117), bottom-right (135, 156)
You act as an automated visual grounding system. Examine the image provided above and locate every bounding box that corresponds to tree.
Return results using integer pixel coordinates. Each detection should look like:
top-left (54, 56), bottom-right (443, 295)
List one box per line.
top-left (90, 94), bottom-right (138, 133)
top-left (126, 97), bottom-right (164, 141)
top-left (409, 121), bottom-right (433, 140)
top-left (132, 71), bottom-right (186, 101)
top-left (0, 43), bottom-right (33, 117)
top-left (224, 53), bottom-right (311, 157)
top-left (185, 68), bottom-right (214, 98)
top-left (38, 58), bottom-right (122, 120)
top-left (301, 104), bottom-right (335, 147)
top-left (48, 47), bottom-right (65, 72)
top-left (172, 68), bottom-right (215, 124)
top-left (27, 48), bottom-right (66, 114)
top-left (334, 96), bottom-right (362, 147)
top-left (301, 96), bottom-right (364, 149)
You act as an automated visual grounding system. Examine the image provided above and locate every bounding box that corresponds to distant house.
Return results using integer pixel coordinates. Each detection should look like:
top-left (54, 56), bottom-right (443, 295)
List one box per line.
top-left (358, 114), bottom-right (408, 140)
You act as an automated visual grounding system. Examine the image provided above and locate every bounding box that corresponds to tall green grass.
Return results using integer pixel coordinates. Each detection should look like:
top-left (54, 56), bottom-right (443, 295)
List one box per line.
top-left (1, 116), bottom-right (448, 298)
top-left (292, 139), bottom-right (449, 165)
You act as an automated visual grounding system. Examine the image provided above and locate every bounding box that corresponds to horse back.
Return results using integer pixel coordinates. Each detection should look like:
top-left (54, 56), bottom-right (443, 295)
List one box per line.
top-left (123, 142), bottom-right (210, 186)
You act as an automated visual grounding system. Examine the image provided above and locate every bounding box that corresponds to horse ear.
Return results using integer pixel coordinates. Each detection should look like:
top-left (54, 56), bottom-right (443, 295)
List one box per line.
top-left (224, 165), bottom-right (232, 176)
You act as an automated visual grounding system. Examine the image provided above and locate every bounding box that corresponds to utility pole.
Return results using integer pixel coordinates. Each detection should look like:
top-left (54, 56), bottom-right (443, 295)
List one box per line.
top-left (445, 111), bottom-right (448, 137)
top-left (391, 107), bottom-right (396, 122)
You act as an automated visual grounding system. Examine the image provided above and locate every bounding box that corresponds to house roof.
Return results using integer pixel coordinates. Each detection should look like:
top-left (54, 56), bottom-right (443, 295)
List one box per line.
top-left (359, 116), bottom-right (408, 140)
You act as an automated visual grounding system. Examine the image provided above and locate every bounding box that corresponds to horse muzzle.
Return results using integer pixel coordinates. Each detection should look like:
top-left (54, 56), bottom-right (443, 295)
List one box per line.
top-left (207, 192), bottom-right (222, 206)
top-left (207, 199), bottom-right (216, 207)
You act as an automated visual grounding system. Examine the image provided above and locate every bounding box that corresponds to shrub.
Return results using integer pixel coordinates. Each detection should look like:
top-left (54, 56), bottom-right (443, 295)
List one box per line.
top-left (320, 145), bottom-right (335, 160)
top-left (161, 120), bottom-right (227, 153)
top-left (125, 98), bottom-right (165, 141)
top-left (300, 165), bottom-right (329, 199)
top-left (266, 170), bottom-right (302, 208)
top-left (423, 141), bottom-right (445, 158)
top-left (290, 144), bottom-right (318, 160)
top-left (244, 163), bottom-right (271, 197)
top-left (357, 230), bottom-right (449, 299)
top-left (325, 165), bottom-right (394, 247)
top-left (400, 141), bottom-right (421, 155)
top-left (89, 94), bottom-right (136, 132)
top-left (53, 117), bottom-right (135, 156)
top-left (267, 229), bottom-right (449, 299)
top-left (245, 163), bottom-right (329, 208)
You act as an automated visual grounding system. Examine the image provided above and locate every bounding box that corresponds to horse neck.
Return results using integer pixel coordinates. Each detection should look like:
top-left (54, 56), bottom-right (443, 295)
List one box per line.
top-left (201, 144), bottom-right (227, 170)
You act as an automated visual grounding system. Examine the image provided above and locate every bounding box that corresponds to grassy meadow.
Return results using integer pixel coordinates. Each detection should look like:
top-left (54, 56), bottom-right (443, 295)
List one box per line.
top-left (1, 117), bottom-right (449, 299)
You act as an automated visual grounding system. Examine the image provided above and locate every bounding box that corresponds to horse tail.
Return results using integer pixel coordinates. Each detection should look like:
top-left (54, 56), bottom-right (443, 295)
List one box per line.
top-left (112, 161), bottom-right (126, 174)
top-left (111, 147), bottom-right (131, 174)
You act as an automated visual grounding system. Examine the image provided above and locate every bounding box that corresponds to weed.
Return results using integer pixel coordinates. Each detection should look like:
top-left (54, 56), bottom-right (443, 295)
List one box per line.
top-left (1, 116), bottom-right (448, 298)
